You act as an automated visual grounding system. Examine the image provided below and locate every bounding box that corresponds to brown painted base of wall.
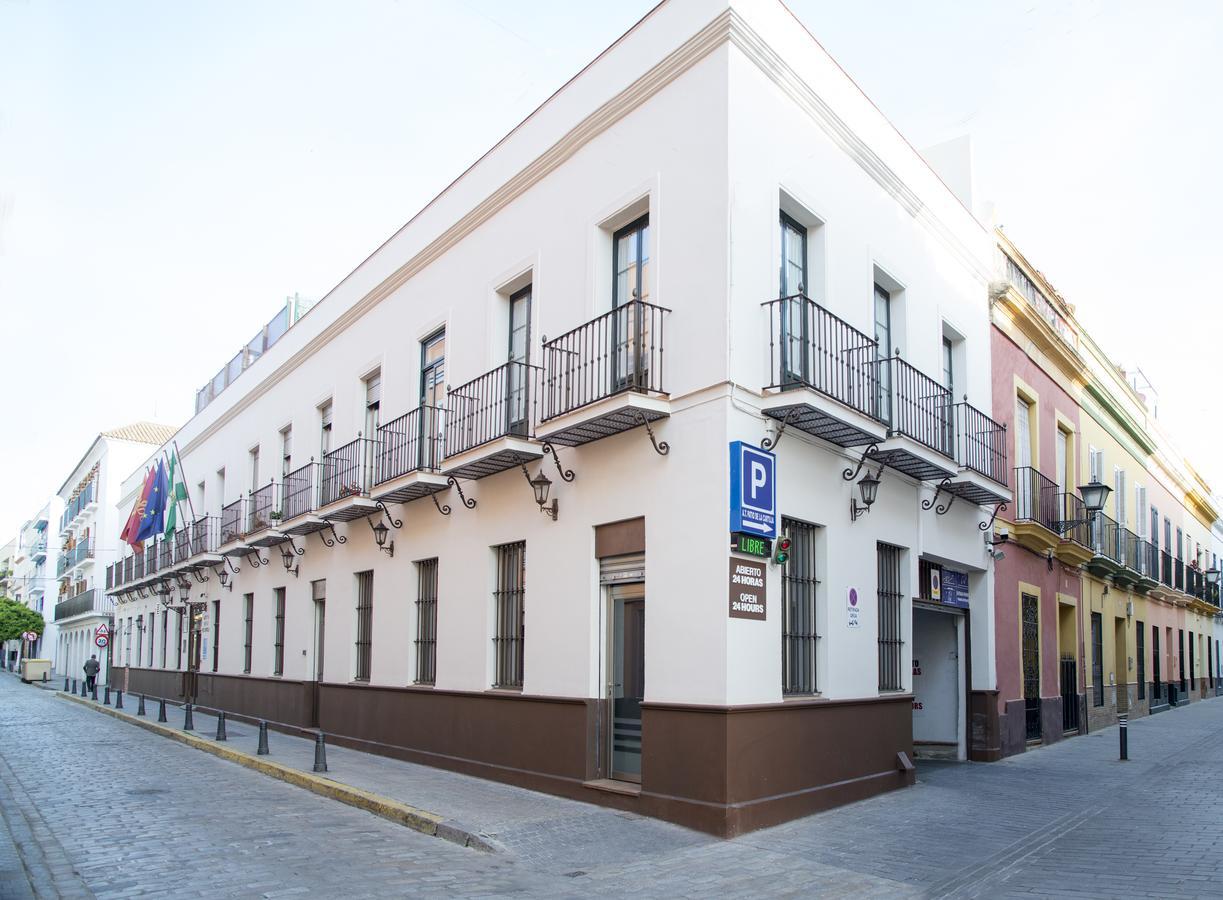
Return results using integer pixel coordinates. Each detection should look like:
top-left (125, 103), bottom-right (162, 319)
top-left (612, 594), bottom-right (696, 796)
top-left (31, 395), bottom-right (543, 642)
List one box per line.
top-left (111, 668), bottom-right (914, 837)
top-left (969, 690), bottom-right (1001, 761)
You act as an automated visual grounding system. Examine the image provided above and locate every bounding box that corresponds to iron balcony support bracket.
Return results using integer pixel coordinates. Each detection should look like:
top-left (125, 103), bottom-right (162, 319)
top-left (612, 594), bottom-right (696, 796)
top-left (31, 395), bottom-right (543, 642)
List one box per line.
top-left (921, 477), bottom-right (955, 516)
top-left (285, 536), bottom-right (305, 557)
top-left (374, 500), bottom-right (403, 530)
top-left (190, 567), bottom-right (209, 584)
top-left (761, 407), bottom-right (801, 452)
top-left (980, 502), bottom-right (1007, 532)
top-left (447, 476), bottom-right (477, 510)
top-left (430, 492), bottom-right (452, 517)
top-left (842, 443), bottom-right (881, 482)
top-left (541, 442), bottom-right (576, 482)
top-left (318, 524), bottom-right (347, 548)
top-left (629, 409), bottom-right (669, 456)
top-left (245, 550), bottom-right (268, 568)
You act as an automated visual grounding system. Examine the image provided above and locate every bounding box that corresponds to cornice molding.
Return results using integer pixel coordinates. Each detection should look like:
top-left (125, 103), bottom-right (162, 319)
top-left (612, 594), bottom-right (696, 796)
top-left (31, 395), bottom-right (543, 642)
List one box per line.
top-left (183, 8), bottom-right (991, 456)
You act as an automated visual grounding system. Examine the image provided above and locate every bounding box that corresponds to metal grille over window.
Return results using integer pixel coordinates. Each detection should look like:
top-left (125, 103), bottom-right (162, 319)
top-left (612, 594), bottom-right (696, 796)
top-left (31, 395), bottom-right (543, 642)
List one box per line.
top-left (355, 571), bottom-right (373, 682)
top-left (493, 541), bottom-right (526, 689)
top-left (243, 594), bottom-right (254, 674)
top-left (877, 543), bottom-right (904, 692)
top-left (1091, 613), bottom-right (1104, 707)
top-left (1021, 594), bottom-right (1040, 741)
top-left (782, 519), bottom-right (818, 695)
top-left (1136, 622), bottom-right (1146, 701)
top-left (273, 588), bottom-right (285, 677)
top-left (415, 559), bottom-right (438, 685)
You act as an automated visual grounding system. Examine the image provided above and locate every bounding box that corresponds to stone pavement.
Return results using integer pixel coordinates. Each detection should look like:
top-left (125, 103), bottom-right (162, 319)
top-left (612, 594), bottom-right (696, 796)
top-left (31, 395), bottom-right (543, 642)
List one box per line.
top-left (4, 671), bottom-right (1223, 898)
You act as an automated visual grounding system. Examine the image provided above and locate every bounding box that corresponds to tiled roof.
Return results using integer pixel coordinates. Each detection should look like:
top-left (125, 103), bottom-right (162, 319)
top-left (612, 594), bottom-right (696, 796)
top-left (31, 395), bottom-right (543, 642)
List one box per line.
top-left (100, 422), bottom-right (179, 446)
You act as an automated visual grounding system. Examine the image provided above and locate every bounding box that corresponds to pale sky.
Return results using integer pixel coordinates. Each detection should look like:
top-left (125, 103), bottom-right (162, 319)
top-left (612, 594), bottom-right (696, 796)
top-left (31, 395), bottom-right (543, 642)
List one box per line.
top-left (1, 0), bottom-right (1220, 540)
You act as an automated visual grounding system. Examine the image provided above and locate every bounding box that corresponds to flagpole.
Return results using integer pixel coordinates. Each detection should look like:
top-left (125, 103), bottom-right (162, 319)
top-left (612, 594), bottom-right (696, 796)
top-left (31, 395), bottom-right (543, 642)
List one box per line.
top-left (172, 440), bottom-right (199, 522)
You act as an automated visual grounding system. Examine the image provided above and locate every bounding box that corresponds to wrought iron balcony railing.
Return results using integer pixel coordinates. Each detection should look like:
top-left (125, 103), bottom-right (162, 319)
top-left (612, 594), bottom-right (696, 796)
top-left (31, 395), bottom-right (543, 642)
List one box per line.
top-left (174, 526), bottom-right (191, 563)
top-left (54, 588), bottom-right (112, 622)
top-left (1161, 550), bottom-right (1173, 587)
top-left (1013, 466), bottom-right (1060, 531)
top-left (375, 406), bottom-right (444, 484)
top-left (282, 462), bottom-right (322, 521)
top-left (190, 516), bottom-right (218, 556)
top-left (445, 362), bottom-right (541, 458)
top-left (1091, 512), bottom-right (1122, 564)
top-left (158, 535), bottom-right (174, 571)
top-left (1175, 558), bottom-right (1184, 592)
top-left (876, 353), bottom-right (954, 458)
top-left (246, 481), bottom-right (282, 534)
top-left (541, 300), bottom-right (669, 421)
top-left (220, 499), bottom-right (244, 545)
top-left (763, 294), bottom-right (882, 422)
top-left (954, 402), bottom-right (1007, 485)
top-left (320, 438), bottom-right (377, 507)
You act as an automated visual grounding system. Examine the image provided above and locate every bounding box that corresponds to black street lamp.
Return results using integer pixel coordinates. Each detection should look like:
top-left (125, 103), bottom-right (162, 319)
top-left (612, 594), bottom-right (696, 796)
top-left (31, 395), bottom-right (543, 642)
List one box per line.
top-left (369, 519), bottom-right (394, 557)
top-left (850, 470), bottom-right (881, 522)
top-left (527, 469), bottom-right (558, 521)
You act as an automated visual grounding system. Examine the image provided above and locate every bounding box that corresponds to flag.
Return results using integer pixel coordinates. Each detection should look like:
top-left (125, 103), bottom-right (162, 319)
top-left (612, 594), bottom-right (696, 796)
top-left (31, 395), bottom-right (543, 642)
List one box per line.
top-left (135, 460), bottom-right (169, 543)
top-left (163, 451), bottom-right (190, 539)
top-left (120, 467), bottom-right (157, 553)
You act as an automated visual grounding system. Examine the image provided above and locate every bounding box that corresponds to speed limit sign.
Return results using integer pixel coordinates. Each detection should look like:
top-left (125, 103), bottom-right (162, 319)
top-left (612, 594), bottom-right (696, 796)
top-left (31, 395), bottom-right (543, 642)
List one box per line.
top-left (95, 635), bottom-right (109, 649)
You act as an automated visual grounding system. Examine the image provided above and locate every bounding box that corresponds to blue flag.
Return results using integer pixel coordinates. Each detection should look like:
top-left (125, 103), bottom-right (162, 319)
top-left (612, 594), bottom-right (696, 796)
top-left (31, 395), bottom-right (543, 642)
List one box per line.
top-left (135, 460), bottom-right (169, 543)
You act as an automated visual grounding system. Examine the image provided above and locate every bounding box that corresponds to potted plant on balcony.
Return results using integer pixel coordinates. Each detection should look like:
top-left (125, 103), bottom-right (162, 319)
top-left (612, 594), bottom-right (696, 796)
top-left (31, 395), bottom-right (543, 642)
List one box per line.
top-left (269, 509), bottom-right (283, 522)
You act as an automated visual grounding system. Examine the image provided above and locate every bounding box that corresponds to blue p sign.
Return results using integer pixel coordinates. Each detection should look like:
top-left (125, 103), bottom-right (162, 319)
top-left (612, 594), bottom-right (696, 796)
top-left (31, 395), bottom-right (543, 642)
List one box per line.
top-left (730, 442), bottom-right (777, 538)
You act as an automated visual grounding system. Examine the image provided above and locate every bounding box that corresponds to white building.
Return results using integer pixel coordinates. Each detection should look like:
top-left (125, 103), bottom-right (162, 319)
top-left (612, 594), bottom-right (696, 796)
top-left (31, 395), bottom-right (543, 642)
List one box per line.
top-left (54, 424), bottom-right (178, 685)
top-left (106, 0), bottom-right (1008, 835)
top-left (7, 502), bottom-right (62, 667)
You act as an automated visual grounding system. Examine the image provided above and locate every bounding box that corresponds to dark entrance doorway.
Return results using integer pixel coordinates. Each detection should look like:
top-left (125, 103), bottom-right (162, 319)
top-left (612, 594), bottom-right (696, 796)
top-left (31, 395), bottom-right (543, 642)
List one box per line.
top-left (608, 582), bottom-right (644, 783)
top-left (1021, 593), bottom-right (1041, 742)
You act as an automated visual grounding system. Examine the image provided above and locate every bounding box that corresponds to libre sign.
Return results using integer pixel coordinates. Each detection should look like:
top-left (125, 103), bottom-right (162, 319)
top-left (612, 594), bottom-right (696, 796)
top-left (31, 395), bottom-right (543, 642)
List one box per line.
top-left (729, 558), bottom-right (767, 620)
top-left (729, 442), bottom-right (777, 538)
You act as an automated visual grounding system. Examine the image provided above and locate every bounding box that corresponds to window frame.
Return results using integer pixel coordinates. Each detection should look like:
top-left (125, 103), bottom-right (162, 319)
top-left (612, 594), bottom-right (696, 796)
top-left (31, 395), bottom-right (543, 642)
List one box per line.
top-left (355, 570), bottom-right (374, 682)
top-left (781, 518), bottom-right (819, 695)
top-left (877, 543), bottom-right (904, 692)
top-left (273, 587), bottom-right (285, 677)
top-left (415, 559), bottom-right (439, 686)
top-left (492, 541), bottom-right (526, 690)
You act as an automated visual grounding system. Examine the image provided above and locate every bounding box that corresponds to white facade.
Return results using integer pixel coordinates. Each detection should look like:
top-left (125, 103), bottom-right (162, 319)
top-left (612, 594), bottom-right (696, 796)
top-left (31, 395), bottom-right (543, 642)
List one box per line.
top-left (106, 0), bottom-right (1007, 832)
top-left (6, 501), bottom-right (62, 667)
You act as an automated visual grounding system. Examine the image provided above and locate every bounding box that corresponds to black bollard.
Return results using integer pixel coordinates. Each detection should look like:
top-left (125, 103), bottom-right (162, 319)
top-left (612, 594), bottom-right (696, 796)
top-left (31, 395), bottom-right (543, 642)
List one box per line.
top-left (63, 677), bottom-right (69, 692)
top-left (81, 680), bottom-right (88, 698)
top-left (313, 732), bottom-right (328, 773)
top-left (257, 720), bottom-right (270, 755)
top-left (183, 703), bottom-right (195, 731)
top-left (71, 678), bottom-right (77, 694)
top-left (215, 711), bottom-right (227, 742)
top-left (137, 694), bottom-right (146, 716)
top-left (41, 670), bottom-right (47, 683)
top-left (157, 698), bottom-right (167, 723)
top-left (91, 683), bottom-right (97, 701)
top-left (103, 686), bottom-right (111, 706)
top-left (1119, 712), bottom-right (1129, 760)
top-left (115, 690), bottom-right (124, 710)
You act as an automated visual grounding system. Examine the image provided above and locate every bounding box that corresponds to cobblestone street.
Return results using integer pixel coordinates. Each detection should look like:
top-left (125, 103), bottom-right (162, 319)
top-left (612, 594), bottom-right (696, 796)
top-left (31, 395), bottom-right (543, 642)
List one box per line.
top-left (3, 673), bottom-right (1223, 898)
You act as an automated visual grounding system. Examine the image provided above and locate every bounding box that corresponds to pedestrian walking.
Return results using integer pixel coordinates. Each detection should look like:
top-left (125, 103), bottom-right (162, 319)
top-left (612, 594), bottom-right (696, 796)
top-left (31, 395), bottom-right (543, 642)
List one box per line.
top-left (83, 655), bottom-right (100, 694)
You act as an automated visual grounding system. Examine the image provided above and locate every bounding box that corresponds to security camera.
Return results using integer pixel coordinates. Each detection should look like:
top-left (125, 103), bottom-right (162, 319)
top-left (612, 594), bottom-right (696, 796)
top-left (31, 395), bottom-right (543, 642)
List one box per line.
top-left (989, 549), bottom-right (1005, 562)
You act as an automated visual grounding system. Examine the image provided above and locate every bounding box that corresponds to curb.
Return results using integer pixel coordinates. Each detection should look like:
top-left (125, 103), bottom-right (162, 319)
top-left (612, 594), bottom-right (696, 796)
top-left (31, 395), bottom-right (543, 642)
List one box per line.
top-left (56, 692), bottom-right (497, 852)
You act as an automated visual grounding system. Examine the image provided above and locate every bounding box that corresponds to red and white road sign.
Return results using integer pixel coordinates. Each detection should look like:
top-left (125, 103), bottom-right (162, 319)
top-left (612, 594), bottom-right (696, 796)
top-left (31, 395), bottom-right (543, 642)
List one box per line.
top-left (95, 623), bottom-right (110, 638)
top-left (22, 631), bottom-right (38, 641)
top-left (95, 635), bottom-right (108, 649)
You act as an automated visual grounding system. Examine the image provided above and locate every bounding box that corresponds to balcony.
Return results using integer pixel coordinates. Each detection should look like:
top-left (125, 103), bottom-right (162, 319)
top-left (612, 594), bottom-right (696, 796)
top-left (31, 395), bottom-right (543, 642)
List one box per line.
top-left (279, 463), bottom-right (331, 536)
top-left (30, 538), bottom-right (47, 563)
top-left (1011, 466), bottom-right (1061, 554)
top-left (59, 481), bottom-right (97, 534)
top-left (537, 300), bottom-right (671, 448)
top-left (443, 362), bottom-right (543, 480)
top-left (157, 534), bottom-right (175, 572)
top-left (372, 407), bottom-right (448, 504)
top-left (318, 438), bottom-right (379, 522)
top-left (943, 403), bottom-right (1009, 506)
top-left (871, 354), bottom-right (957, 481)
top-left (1085, 512), bottom-right (1124, 578)
top-left (58, 540), bottom-right (96, 577)
top-left (244, 481), bottom-right (288, 548)
top-left (187, 517), bottom-right (222, 567)
top-left (218, 498), bottom-right (249, 556)
top-left (54, 588), bottom-right (112, 622)
top-left (761, 294), bottom-right (886, 448)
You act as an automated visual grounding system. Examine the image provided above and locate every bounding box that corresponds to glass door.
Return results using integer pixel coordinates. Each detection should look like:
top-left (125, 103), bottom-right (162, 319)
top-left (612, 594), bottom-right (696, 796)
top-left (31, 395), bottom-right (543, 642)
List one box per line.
top-left (779, 213), bottom-right (808, 385)
top-left (419, 330), bottom-right (446, 467)
top-left (874, 284), bottom-right (892, 423)
top-left (612, 216), bottom-right (650, 391)
top-left (507, 287), bottom-right (531, 435)
top-left (608, 582), bottom-right (645, 783)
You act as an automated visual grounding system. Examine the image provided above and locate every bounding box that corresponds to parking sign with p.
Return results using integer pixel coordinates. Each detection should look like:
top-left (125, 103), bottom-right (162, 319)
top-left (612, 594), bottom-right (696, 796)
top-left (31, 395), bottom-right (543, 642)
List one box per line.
top-left (729, 442), bottom-right (777, 538)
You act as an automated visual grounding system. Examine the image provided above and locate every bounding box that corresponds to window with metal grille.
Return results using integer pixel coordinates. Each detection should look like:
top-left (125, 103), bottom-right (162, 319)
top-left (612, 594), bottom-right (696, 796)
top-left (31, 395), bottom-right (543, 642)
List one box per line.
top-left (1189, 631), bottom-right (1195, 688)
top-left (243, 594), bottom-right (253, 673)
top-left (355, 571), bottom-right (373, 682)
top-left (877, 543), bottom-right (904, 692)
top-left (161, 611), bottom-right (168, 668)
top-left (1152, 625), bottom-right (1161, 700)
top-left (1091, 613), bottom-right (1103, 707)
top-left (493, 541), bottom-right (525, 689)
top-left (1136, 621), bottom-right (1145, 700)
top-left (176, 609), bottom-right (184, 669)
top-left (273, 588), bottom-right (285, 676)
top-left (415, 559), bottom-right (438, 685)
top-left (1179, 629), bottom-right (1186, 692)
top-left (136, 616), bottom-right (143, 668)
top-left (148, 613), bottom-right (156, 667)
top-left (781, 518), bottom-right (818, 694)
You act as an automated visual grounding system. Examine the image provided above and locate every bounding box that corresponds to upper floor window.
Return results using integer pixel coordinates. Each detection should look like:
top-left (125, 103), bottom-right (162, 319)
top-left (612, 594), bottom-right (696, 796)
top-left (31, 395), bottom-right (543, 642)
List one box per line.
top-left (319, 401), bottom-right (333, 457)
top-left (364, 371), bottom-right (382, 437)
top-left (249, 447), bottom-right (260, 492)
top-left (941, 337), bottom-right (954, 393)
top-left (420, 331), bottom-right (445, 408)
top-left (280, 427), bottom-right (292, 477)
top-left (780, 212), bottom-right (807, 297)
top-left (614, 215), bottom-right (649, 307)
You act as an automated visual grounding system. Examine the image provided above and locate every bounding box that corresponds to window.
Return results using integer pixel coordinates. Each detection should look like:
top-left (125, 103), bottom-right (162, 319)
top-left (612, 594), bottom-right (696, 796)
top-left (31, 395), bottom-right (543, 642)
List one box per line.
top-left (136, 615), bottom-right (144, 667)
top-left (1136, 622), bottom-right (1146, 701)
top-left (613, 215), bottom-right (650, 307)
top-left (877, 543), bottom-right (904, 692)
top-left (1114, 468), bottom-right (1126, 527)
top-left (280, 427), bottom-right (293, 477)
top-left (415, 559), bottom-right (438, 685)
top-left (420, 331), bottom-right (446, 468)
top-left (364, 371), bottom-right (382, 438)
top-left (273, 588), bottom-right (285, 677)
top-left (1055, 428), bottom-right (1069, 494)
top-left (874, 285), bottom-right (893, 421)
top-left (243, 593), bottom-right (254, 674)
top-left (1152, 625), bottom-right (1161, 700)
top-left (1091, 613), bottom-right (1104, 707)
top-left (176, 609), bottom-right (184, 669)
top-left (147, 613), bottom-right (155, 667)
top-left (493, 541), bottom-right (526, 689)
top-left (507, 288), bottom-right (532, 434)
top-left (781, 518), bottom-right (818, 695)
top-left (161, 611), bottom-right (168, 668)
top-left (211, 601), bottom-right (220, 673)
top-left (941, 337), bottom-right (954, 393)
top-left (1179, 629), bottom-right (1186, 692)
top-left (1015, 396), bottom-right (1034, 469)
top-left (249, 447), bottom-right (260, 492)
top-left (1135, 485), bottom-right (1148, 539)
top-left (125, 617), bottom-right (132, 665)
top-left (779, 212), bottom-right (807, 296)
top-left (1088, 446), bottom-right (1102, 483)
top-left (216, 469), bottom-right (226, 510)
top-left (319, 401), bottom-right (333, 458)
top-left (1189, 631), bottom-right (1195, 686)
top-left (355, 570), bottom-right (373, 682)
top-left (197, 481), bottom-right (206, 516)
